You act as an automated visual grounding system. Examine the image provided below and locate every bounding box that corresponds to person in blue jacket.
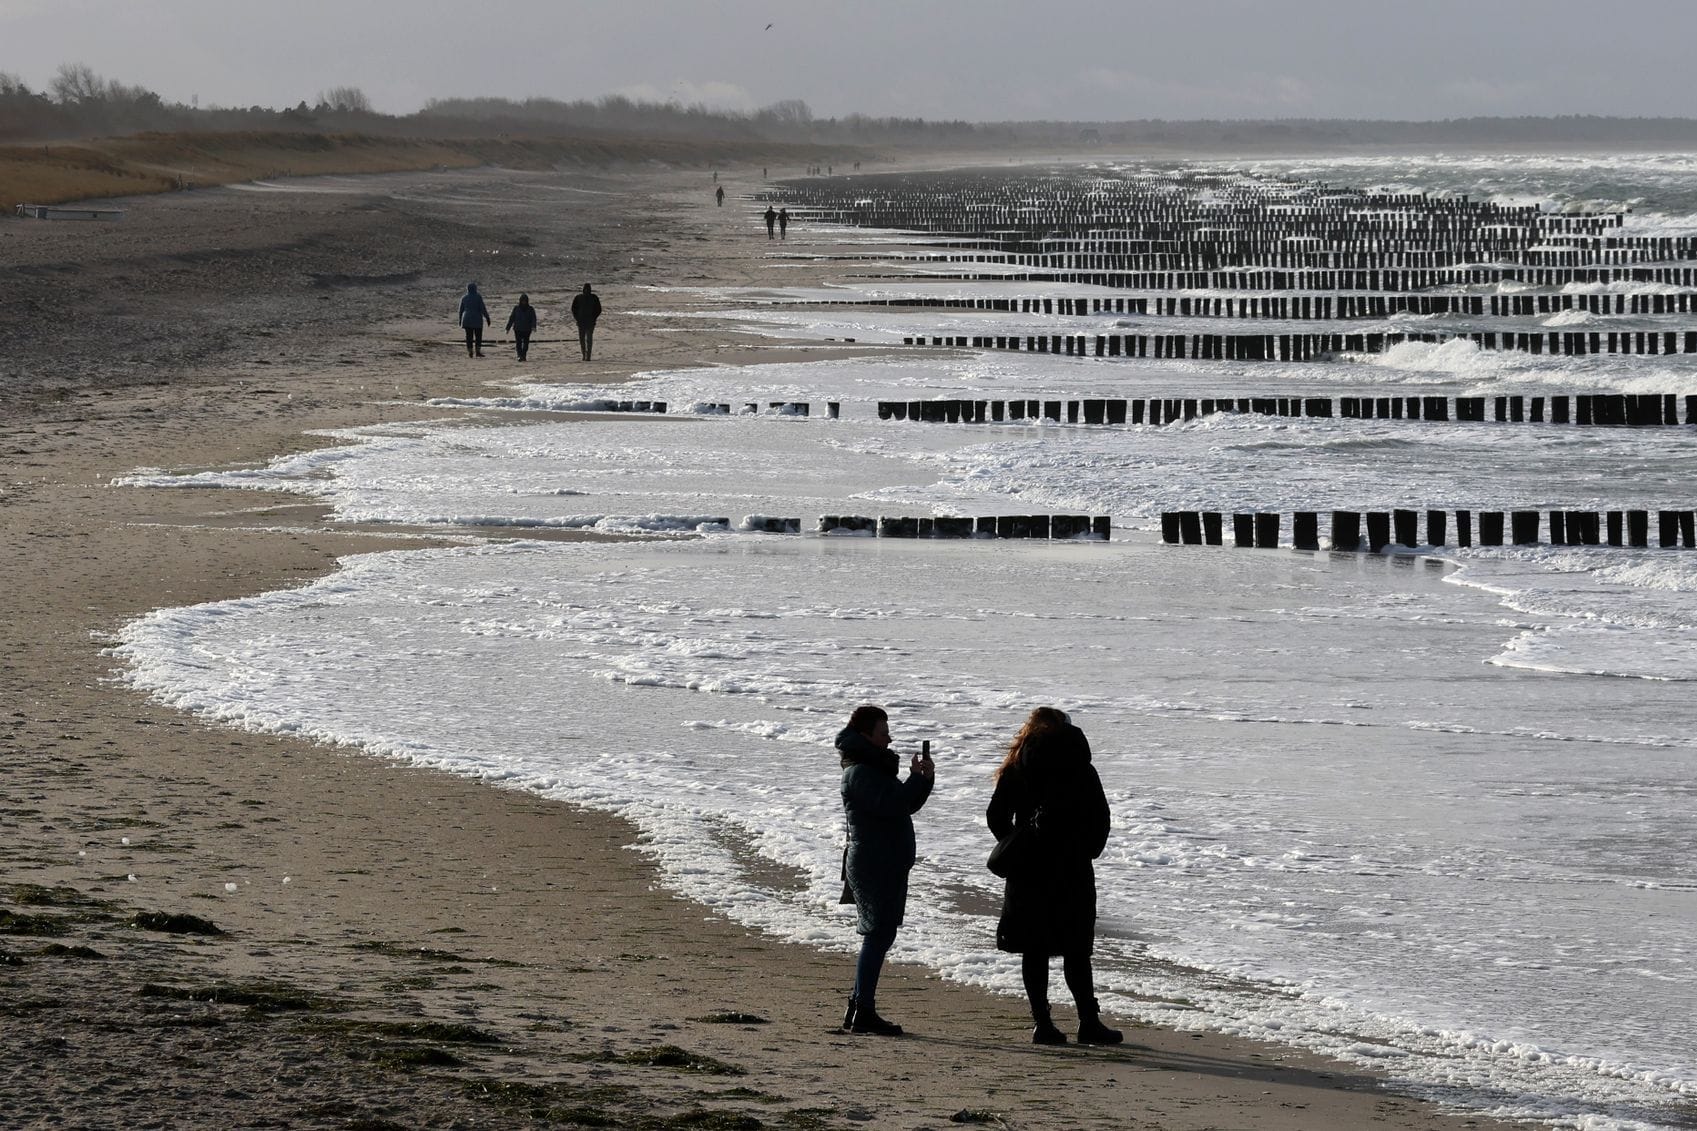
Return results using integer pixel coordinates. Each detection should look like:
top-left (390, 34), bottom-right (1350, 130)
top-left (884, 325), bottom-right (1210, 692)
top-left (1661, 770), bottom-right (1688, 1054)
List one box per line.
top-left (504, 293), bottom-right (538, 361)
top-left (457, 282), bottom-right (490, 357)
top-left (836, 704), bottom-right (934, 1036)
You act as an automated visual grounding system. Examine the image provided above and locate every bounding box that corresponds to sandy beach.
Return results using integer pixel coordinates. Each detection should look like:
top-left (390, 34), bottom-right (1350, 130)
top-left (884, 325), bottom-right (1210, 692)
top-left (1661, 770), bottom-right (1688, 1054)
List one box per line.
top-left (0, 164), bottom-right (1520, 1129)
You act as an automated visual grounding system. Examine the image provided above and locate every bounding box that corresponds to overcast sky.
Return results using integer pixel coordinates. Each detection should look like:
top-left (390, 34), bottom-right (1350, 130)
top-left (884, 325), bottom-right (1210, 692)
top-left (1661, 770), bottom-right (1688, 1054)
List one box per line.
top-left (5, 0), bottom-right (1696, 121)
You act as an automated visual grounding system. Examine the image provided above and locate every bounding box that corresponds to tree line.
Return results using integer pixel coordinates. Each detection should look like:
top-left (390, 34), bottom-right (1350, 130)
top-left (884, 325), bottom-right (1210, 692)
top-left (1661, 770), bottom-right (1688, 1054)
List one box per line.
top-left (9, 62), bottom-right (1697, 150)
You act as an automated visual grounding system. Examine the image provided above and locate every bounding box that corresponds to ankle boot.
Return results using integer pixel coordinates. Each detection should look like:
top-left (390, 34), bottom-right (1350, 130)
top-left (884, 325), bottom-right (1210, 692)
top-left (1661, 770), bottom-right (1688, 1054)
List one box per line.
top-left (1031, 1004), bottom-right (1067, 1045)
top-left (1076, 1001), bottom-right (1123, 1045)
top-left (849, 1003), bottom-right (903, 1036)
top-left (841, 996), bottom-right (857, 1030)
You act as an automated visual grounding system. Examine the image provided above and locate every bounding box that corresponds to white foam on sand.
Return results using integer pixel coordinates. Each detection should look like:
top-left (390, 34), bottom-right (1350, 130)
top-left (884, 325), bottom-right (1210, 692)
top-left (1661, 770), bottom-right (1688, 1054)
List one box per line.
top-left (115, 536), bottom-right (1697, 1130)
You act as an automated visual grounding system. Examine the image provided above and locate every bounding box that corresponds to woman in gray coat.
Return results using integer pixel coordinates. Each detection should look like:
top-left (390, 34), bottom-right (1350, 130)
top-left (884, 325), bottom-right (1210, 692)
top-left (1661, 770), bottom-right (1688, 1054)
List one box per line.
top-left (837, 704), bottom-right (933, 1036)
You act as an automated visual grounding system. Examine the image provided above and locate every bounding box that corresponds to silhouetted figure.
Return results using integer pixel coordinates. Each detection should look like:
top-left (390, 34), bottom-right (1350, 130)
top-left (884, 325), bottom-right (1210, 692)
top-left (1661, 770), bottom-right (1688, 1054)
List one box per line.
top-left (764, 205), bottom-right (777, 239)
top-left (778, 207), bottom-right (789, 240)
top-left (570, 283), bottom-right (601, 362)
top-left (458, 282), bottom-right (490, 358)
top-left (987, 707), bottom-right (1123, 1047)
top-left (504, 293), bottom-right (537, 362)
top-left (715, 185), bottom-right (725, 207)
top-left (837, 705), bottom-right (934, 1036)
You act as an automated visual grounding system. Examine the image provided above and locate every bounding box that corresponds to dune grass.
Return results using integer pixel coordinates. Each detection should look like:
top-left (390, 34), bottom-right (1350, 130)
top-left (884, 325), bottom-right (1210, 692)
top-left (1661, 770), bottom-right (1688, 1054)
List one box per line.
top-left (1, 129), bottom-right (842, 211)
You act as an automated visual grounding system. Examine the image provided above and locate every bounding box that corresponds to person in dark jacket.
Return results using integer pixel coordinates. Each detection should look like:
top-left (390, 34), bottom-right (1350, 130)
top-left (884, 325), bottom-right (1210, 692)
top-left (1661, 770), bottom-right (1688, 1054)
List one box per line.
top-left (570, 283), bottom-right (601, 361)
top-left (764, 205), bottom-right (777, 239)
top-left (504, 293), bottom-right (538, 361)
top-left (986, 707), bottom-right (1122, 1046)
top-left (777, 207), bottom-right (788, 240)
top-left (458, 282), bottom-right (490, 357)
top-left (837, 704), bottom-right (933, 1036)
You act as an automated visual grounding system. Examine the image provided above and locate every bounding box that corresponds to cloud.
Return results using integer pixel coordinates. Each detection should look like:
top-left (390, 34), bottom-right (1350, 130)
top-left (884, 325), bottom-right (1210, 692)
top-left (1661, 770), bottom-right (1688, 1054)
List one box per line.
top-left (1438, 77), bottom-right (1544, 112)
top-left (612, 79), bottom-right (756, 112)
top-left (1074, 67), bottom-right (1320, 117)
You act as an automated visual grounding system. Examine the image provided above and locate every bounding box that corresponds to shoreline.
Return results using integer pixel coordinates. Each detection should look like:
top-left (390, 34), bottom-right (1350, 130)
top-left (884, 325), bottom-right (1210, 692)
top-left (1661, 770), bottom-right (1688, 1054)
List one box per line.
top-left (2, 164), bottom-right (1521, 1129)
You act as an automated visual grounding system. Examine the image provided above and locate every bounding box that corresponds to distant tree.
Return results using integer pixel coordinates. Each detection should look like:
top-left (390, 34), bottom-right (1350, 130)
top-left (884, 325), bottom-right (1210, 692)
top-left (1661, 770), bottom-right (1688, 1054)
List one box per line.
top-left (50, 62), bottom-right (105, 105)
top-left (761, 99), bottom-right (813, 125)
top-left (317, 86), bottom-right (372, 113)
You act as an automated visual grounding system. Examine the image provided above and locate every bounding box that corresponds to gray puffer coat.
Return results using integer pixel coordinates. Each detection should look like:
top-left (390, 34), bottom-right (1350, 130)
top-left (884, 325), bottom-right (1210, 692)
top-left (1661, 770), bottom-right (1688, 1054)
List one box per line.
top-left (838, 727), bottom-right (933, 936)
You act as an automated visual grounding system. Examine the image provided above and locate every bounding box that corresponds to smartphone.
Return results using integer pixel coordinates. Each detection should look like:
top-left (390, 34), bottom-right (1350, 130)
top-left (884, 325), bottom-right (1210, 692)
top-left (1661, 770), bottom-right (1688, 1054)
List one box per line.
top-left (921, 740), bottom-right (931, 758)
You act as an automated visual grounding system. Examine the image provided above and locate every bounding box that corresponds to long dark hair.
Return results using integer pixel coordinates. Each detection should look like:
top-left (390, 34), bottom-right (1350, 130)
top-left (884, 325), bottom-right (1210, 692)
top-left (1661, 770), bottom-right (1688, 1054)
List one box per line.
top-left (994, 707), bottom-right (1071, 781)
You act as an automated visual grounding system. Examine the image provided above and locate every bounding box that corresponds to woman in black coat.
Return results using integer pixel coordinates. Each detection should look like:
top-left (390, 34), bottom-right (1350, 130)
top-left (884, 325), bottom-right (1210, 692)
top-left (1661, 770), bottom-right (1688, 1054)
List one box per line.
top-left (987, 707), bottom-right (1122, 1045)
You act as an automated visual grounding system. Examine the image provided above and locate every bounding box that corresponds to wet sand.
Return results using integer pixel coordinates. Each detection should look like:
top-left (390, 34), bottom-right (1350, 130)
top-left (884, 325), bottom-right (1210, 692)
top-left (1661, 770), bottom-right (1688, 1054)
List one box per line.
top-left (0, 165), bottom-right (1515, 1129)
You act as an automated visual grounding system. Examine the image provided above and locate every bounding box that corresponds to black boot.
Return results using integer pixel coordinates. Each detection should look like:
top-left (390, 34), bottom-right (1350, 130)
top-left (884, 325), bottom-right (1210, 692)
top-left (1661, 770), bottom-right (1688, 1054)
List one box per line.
top-left (841, 996), bottom-right (857, 1030)
top-left (1076, 1000), bottom-right (1123, 1045)
top-left (1031, 1004), bottom-right (1067, 1046)
top-left (849, 1002), bottom-right (903, 1036)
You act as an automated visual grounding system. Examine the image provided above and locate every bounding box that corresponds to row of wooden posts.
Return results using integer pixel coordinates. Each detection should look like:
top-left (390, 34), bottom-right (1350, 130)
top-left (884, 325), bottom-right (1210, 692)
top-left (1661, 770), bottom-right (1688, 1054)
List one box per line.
top-left (736, 514), bottom-right (1110, 539)
top-left (579, 401), bottom-right (835, 417)
top-left (804, 292), bottom-right (1696, 319)
top-left (767, 172), bottom-right (1573, 244)
top-left (902, 328), bottom-right (1697, 360)
top-left (1162, 509), bottom-right (1697, 550)
top-left (772, 176), bottom-right (1613, 231)
top-left (777, 172), bottom-right (1696, 301)
top-left (866, 265), bottom-right (1697, 291)
top-left (980, 233), bottom-right (1683, 257)
top-left (584, 400), bottom-right (668, 414)
top-left (771, 173), bottom-right (1676, 306)
top-left (876, 393), bottom-right (1697, 427)
top-left (697, 402), bottom-right (839, 417)
top-left (910, 248), bottom-right (1692, 271)
top-left (587, 395), bottom-right (1692, 426)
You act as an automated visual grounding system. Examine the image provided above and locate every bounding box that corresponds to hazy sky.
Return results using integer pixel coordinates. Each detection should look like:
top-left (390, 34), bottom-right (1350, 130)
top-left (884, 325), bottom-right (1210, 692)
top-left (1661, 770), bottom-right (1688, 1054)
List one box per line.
top-left (5, 0), bottom-right (1697, 121)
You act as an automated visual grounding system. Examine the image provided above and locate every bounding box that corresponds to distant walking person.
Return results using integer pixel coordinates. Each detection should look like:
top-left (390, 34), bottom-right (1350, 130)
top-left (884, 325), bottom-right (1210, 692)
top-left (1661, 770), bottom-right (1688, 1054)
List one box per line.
top-left (987, 707), bottom-right (1123, 1047)
top-left (764, 205), bottom-right (777, 239)
top-left (504, 293), bottom-right (538, 362)
top-left (570, 283), bottom-right (601, 362)
top-left (778, 207), bottom-right (789, 240)
top-left (838, 705), bottom-right (934, 1036)
top-left (715, 185), bottom-right (725, 207)
top-left (458, 282), bottom-right (490, 357)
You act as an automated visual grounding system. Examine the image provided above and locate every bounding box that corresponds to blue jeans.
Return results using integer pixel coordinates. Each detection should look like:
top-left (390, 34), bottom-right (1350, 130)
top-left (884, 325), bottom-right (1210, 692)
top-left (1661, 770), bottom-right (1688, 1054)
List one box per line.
top-left (852, 924), bottom-right (898, 1007)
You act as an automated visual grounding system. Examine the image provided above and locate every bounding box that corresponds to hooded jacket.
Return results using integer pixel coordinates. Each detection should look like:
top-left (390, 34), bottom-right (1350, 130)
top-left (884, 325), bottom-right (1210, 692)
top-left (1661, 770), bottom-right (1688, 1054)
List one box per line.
top-left (837, 725), bottom-right (933, 935)
top-left (458, 284), bottom-right (490, 329)
top-left (505, 301), bottom-right (537, 335)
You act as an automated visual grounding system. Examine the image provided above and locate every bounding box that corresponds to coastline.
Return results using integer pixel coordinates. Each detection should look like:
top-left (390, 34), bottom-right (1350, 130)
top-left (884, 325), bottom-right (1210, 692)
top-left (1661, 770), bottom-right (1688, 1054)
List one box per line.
top-left (1, 165), bottom-right (1520, 1128)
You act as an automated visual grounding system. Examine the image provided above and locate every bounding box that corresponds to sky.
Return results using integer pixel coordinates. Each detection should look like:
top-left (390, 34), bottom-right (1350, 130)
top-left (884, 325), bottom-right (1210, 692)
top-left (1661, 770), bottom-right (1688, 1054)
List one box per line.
top-left (4, 0), bottom-right (1697, 122)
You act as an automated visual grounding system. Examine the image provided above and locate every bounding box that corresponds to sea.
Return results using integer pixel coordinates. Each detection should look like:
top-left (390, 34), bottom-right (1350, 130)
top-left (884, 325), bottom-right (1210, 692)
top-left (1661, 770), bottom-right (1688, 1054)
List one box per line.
top-left (116, 154), bottom-right (1697, 1130)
